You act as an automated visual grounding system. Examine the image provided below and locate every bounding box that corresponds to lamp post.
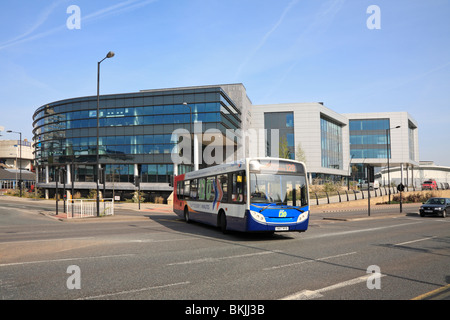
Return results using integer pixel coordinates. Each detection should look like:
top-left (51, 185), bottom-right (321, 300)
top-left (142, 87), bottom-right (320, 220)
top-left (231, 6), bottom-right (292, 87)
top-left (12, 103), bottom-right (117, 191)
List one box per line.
top-left (386, 125), bottom-right (401, 204)
top-left (96, 51), bottom-right (115, 216)
top-left (7, 130), bottom-right (22, 197)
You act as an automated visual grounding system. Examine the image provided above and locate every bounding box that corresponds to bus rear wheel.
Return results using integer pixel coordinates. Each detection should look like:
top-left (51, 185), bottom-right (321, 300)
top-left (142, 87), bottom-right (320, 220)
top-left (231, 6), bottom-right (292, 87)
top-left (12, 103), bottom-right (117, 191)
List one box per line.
top-left (184, 206), bottom-right (191, 223)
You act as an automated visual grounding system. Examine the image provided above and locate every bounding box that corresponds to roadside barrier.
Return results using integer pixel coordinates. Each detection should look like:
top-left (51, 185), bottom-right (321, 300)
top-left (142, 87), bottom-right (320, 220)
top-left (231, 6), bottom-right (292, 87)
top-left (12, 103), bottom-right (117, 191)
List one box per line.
top-left (311, 187), bottom-right (400, 206)
top-left (66, 198), bottom-right (114, 218)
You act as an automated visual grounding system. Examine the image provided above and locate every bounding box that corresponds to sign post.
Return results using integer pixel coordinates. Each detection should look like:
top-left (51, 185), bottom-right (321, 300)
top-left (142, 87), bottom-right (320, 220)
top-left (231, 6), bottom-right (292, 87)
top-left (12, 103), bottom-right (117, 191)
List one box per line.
top-left (397, 183), bottom-right (405, 213)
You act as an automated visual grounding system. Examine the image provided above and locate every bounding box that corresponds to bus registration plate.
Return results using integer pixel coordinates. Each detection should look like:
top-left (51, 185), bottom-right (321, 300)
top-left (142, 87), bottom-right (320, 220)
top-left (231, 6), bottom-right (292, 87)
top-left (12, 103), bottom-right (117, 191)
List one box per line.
top-left (275, 226), bottom-right (289, 231)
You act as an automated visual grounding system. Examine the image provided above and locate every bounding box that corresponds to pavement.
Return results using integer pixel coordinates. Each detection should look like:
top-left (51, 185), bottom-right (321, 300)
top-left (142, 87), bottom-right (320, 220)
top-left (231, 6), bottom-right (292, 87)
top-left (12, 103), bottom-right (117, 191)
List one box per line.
top-left (0, 194), bottom-right (421, 223)
top-left (311, 203), bottom-right (420, 222)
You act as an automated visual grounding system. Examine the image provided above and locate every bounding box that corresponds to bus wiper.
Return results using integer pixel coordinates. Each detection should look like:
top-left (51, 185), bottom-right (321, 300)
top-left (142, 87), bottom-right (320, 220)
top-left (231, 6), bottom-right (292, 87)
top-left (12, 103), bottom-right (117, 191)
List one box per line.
top-left (277, 205), bottom-right (305, 213)
top-left (259, 203), bottom-right (277, 213)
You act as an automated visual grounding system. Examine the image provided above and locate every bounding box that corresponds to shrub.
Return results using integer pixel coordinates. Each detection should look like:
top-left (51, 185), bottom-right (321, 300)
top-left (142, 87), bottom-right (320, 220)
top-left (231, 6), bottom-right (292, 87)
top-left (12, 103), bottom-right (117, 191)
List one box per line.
top-left (393, 191), bottom-right (441, 203)
top-left (323, 182), bottom-right (339, 194)
top-left (155, 196), bottom-right (165, 204)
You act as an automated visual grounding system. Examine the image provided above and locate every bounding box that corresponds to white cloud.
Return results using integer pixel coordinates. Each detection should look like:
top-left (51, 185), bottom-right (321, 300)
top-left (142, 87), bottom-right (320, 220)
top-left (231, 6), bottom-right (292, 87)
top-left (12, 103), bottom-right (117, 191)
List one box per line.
top-left (0, 0), bottom-right (158, 51)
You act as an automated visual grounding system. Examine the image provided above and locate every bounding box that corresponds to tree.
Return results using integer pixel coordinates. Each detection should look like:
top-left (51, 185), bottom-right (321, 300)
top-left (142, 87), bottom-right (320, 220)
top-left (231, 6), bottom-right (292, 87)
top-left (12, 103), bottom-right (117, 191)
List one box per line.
top-left (279, 136), bottom-right (290, 159)
top-left (295, 143), bottom-right (307, 164)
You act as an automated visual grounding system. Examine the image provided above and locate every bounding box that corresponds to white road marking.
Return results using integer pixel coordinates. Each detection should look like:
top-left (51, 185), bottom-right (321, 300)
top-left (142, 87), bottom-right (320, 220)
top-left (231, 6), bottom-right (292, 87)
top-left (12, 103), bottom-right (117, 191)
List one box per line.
top-left (263, 252), bottom-right (357, 271)
top-left (394, 236), bottom-right (437, 246)
top-left (0, 236), bottom-right (95, 244)
top-left (77, 281), bottom-right (190, 300)
top-left (281, 274), bottom-right (386, 300)
top-left (306, 221), bottom-right (422, 239)
top-left (128, 238), bottom-right (197, 243)
top-left (0, 254), bottom-right (135, 267)
top-left (168, 251), bottom-right (278, 266)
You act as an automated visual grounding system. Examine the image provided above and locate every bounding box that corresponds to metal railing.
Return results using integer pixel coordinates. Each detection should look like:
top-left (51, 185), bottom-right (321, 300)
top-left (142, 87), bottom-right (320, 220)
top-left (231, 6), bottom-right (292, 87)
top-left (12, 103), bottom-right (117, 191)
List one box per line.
top-left (66, 198), bottom-right (114, 218)
top-left (310, 187), bottom-right (400, 205)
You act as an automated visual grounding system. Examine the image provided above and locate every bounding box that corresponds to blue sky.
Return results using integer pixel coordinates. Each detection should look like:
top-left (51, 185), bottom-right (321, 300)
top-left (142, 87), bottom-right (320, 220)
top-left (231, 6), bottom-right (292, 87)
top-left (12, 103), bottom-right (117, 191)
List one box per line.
top-left (0, 0), bottom-right (449, 166)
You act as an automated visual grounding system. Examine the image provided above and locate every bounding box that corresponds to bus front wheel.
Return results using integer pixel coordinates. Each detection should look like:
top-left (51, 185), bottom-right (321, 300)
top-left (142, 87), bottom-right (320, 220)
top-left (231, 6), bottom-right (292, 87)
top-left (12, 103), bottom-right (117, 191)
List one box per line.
top-left (218, 211), bottom-right (227, 234)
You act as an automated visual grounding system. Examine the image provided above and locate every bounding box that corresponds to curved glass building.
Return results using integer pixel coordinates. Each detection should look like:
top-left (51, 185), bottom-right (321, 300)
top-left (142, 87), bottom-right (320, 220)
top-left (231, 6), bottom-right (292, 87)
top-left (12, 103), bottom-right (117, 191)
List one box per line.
top-left (33, 84), bottom-right (248, 200)
top-left (32, 82), bottom-right (419, 201)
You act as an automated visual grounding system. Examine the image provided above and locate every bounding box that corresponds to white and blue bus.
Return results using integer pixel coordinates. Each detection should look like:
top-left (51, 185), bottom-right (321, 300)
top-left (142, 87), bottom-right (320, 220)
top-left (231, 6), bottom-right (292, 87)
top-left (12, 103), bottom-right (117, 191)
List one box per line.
top-left (173, 158), bottom-right (309, 233)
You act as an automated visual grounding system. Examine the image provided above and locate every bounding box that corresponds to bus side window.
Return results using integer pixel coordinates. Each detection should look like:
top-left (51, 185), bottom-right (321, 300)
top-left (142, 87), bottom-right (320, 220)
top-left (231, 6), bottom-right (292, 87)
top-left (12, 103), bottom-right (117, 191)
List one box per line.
top-left (242, 171), bottom-right (246, 203)
top-left (301, 184), bottom-right (308, 206)
top-left (190, 179), bottom-right (197, 200)
top-left (198, 178), bottom-right (206, 201)
top-left (206, 177), bottom-right (215, 201)
top-left (219, 174), bottom-right (228, 203)
top-left (232, 172), bottom-right (245, 203)
top-left (183, 180), bottom-right (190, 200)
top-left (177, 181), bottom-right (183, 200)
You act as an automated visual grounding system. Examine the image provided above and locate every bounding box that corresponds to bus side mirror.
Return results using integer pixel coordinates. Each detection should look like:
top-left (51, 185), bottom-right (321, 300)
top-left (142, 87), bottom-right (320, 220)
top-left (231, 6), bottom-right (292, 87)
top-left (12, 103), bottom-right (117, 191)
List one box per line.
top-left (169, 175), bottom-right (174, 187)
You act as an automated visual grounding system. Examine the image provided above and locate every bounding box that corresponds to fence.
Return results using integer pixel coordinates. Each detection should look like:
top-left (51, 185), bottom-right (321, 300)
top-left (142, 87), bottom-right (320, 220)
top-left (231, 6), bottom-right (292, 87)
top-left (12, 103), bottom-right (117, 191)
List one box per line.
top-left (311, 187), bottom-right (400, 206)
top-left (66, 198), bottom-right (114, 218)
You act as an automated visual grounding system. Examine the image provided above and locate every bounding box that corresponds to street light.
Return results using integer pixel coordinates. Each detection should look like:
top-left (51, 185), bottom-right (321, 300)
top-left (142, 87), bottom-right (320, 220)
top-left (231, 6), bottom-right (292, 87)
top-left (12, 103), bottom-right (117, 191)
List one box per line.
top-left (7, 130), bottom-right (22, 197)
top-left (96, 51), bottom-right (115, 216)
top-left (386, 125), bottom-right (401, 204)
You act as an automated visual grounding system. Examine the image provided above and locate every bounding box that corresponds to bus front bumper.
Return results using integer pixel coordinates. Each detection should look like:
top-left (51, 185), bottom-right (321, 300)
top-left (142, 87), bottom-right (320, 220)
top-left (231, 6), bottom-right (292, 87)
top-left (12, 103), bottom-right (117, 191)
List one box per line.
top-left (245, 210), bottom-right (309, 232)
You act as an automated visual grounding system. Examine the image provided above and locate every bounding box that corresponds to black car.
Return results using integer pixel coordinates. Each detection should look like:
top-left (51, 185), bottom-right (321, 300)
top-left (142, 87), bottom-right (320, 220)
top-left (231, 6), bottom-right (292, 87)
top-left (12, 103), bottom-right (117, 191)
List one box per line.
top-left (419, 197), bottom-right (450, 217)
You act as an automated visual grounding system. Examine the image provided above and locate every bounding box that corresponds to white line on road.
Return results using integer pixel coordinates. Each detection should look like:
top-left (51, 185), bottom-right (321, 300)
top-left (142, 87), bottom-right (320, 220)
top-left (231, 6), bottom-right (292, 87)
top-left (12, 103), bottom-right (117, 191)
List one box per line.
top-left (306, 221), bottom-right (422, 240)
top-left (0, 236), bottom-right (95, 244)
top-left (263, 252), bottom-right (357, 271)
top-left (281, 274), bottom-right (386, 300)
top-left (394, 236), bottom-right (437, 246)
top-left (0, 253), bottom-right (135, 267)
top-left (168, 251), bottom-right (278, 266)
top-left (128, 238), bottom-right (198, 243)
top-left (77, 281), bottom-right (190, 300)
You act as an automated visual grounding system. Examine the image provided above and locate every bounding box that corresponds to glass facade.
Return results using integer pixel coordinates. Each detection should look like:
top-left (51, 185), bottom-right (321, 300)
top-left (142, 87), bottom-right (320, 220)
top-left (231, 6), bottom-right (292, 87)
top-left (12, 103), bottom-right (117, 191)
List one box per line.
top-left (320, 116), bottom-right (343, 170)
top-left (264, 112), bottom-right (295, 159)
top-left (349, 119), bottom-right (390, 159)
top-left (33, 87), bottom-right (242, 189)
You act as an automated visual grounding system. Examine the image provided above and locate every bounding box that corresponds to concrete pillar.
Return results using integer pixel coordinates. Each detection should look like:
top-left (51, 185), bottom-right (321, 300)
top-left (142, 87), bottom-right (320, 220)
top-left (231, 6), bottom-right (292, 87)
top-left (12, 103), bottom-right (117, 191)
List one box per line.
top-left (193, 121), bottom-right (202, 171)
top-left (194, 134), bottom-right (199, 171)
top-left (45, 165), bottom-right (49, 183)
top-left (66, 164), bottom-right (71, 185)
top-left (401, 163), bottom-right (404, 186)
top-left (45, 165), bottom-right (49, 199)
top-left (66, 164), bottom-right (71, 199)
top-left (173, 131), bottom-right (178, 176)
top-left (406, 164), bottom-right (409, 187)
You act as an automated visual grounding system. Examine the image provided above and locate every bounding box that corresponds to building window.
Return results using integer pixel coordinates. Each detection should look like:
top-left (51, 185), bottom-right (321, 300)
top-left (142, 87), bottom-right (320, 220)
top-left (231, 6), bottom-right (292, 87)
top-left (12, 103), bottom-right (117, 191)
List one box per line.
top-left (320, 117), bottom-right (343, 169)
top-left (349, 119), bottom-right (390, 159)
top-left (264, 112), bottom-right (294, 159)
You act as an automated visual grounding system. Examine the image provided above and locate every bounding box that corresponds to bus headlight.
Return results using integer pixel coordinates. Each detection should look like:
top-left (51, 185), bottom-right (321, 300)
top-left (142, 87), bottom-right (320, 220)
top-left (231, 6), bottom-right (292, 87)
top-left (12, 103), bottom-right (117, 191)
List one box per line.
top-left (297, 211), bottom-right (309, 223)
top-left (250, 210), bottom-right (266, 223)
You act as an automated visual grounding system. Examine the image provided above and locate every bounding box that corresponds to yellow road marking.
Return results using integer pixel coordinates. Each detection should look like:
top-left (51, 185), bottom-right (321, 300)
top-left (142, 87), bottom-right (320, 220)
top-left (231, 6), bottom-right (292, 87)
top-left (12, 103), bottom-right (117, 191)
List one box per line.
top-left (412, 284), bottom-right (450, 300)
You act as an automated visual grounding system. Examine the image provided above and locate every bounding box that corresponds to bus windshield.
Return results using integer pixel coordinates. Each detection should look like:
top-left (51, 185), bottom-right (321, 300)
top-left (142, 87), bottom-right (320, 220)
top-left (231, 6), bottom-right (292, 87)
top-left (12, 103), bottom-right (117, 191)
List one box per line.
top-left (250, 173), bottom-right (308, 207)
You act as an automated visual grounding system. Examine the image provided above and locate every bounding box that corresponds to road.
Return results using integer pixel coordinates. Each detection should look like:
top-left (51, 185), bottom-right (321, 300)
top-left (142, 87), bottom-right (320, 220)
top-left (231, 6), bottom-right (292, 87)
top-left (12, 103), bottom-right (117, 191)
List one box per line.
top-left (0, 196), bottom-right (449, 305)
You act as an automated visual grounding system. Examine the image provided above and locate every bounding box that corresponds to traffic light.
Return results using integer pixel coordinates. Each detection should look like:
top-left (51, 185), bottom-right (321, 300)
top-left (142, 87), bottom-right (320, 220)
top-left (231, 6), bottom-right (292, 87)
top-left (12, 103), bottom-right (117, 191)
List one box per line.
top-left (99, 167), bottom-right (105, 185)
top-left (134, 176), bottom-right (140, 187)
